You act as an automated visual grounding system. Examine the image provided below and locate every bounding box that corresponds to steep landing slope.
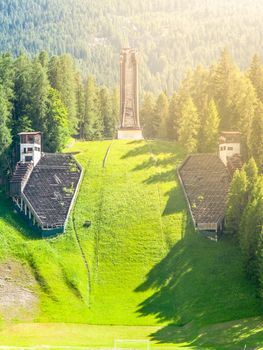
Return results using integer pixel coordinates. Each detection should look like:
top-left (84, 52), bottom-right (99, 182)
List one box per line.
top-left (0, 140), bottom-right (261, 335)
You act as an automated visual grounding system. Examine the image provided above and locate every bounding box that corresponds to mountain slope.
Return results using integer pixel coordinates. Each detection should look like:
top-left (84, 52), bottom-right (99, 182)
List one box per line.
top-left (1, 0), bottom-right (263, 91)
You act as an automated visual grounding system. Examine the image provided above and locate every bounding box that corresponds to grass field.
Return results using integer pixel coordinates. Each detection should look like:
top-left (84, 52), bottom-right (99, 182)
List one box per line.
top-left (0, 140), bottom-right (262, 349)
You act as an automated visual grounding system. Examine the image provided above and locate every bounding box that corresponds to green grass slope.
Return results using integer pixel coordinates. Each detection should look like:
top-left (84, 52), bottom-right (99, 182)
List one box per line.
top-left (0, 140), bottom-right (262, 348)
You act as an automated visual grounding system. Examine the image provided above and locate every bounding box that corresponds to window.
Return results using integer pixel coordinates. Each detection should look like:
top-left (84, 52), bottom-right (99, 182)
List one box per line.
top-left (224, 146), bottom-right (226, 150)
top-left (23, 148), bottom-right (27, 154)
top-left (220, 146), bottom-right (224, 151)
top-left (21, 135), bottom-right (27, 143)
top-left (28, 136), bottom-right (34, 143)
top-left (25, 156), bottom-right (33, 162)
top-left (28, 147), bottom-right (33, 152)
top-left (227, 147), bottom-right (233, 151)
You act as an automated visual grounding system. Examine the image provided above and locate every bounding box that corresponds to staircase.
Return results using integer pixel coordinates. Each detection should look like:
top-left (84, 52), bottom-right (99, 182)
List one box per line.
top-left (10, 162), bottom-right (33, 197)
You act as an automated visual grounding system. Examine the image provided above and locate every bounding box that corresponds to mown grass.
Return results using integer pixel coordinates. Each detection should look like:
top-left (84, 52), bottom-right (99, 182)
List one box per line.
top-left (0, 140), bottom-right (262, 348)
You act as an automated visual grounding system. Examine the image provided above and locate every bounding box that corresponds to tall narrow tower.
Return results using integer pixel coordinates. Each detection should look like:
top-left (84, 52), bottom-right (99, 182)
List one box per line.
top-left (117, 48), bottom-right (143, 140)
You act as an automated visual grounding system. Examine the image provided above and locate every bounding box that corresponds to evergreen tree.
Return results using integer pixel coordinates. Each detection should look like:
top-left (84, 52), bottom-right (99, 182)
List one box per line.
top-left (226, 169), bottom-right (248, 236)
top-left (111, 88), bottom-right (119, 131)
top-left (249, 102), bottom-right (263, 171)
top-left (82, 76), bottom-right (99, 140)
top-left (38, 51), bottom-right (49, 69)
top-left (243, 158), bottom-right (259, 195)
top-left (178, 97), bottom-right (200, 153)
top-left (199, 99), bottom-right (220, 152)
top-left (140, 92), bottom-right (155, 138)
top-left (153, 92), bottom-right (169, 139)
top-left (239, 177), bottom-right (263, 280)
top-left (248, 54), bottom-right (263, 102)
top-left (44, 87), bottom-right (69, 152)
top-left (212, 48), bottom-right (238, 129)
top-left (75, 72), bottom-right (85, 136)
top-left (167, 92), bottom-right (179, 140)
top-left (29, 60), bottom-right (49, 131)
top-left (98, 86), bottom-right (115, 138)
top-left (48, 54), bottom-right (78, 133)
top-left (12, 55), bottom-right (32, 137)
top-left (0, 85), bottom-right (12, 157)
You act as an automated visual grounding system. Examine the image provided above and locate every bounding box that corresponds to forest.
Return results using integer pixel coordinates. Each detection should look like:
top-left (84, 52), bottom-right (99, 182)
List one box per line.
top-left (2, 0), bottom-right (263, 93)
top-left (0, 51), bottom-right (119, 180)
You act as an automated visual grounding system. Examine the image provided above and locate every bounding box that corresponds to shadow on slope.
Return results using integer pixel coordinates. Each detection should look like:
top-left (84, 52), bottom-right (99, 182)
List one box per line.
top-left (135, 230), bottom-right (263, 347)
top-left (124, 140), bottom-right (263, 347)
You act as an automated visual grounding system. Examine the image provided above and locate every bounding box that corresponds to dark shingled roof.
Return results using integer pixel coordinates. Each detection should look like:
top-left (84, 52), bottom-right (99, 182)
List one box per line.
top-left (23, 153), bottom-right (82, 228)
top-left (178, 154), bottom-right (230, 227)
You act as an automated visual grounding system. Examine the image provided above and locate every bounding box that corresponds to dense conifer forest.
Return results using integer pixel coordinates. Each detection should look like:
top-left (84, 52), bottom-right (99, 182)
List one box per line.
top-left (2, 0), bottom-right (263, 92)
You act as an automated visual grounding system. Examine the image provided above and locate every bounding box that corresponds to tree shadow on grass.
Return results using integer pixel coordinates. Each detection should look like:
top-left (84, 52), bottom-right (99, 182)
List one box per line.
top-left (123, 141), bottom-right (263, 347)
top-left (163, 186), bottom-right (186, 216)
top-left (135, 228), bottom-right (263, 348)
top-left (151, 317), bottom-right (263, 349)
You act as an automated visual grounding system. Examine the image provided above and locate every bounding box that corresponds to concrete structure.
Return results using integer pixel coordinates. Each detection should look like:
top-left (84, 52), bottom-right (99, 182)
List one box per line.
top-left (219, 131), bottom-right (241, 166)
top-left (117, 48), bottom-right (143, 140)
top-left (10, 132), bottom-right (82, 237)
top-left (19, 132), bottom-right (42, 166)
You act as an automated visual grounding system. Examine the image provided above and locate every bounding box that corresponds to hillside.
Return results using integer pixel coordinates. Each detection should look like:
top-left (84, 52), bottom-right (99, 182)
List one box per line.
top-left (0, 140), bottom-right (262, 348)
top-left (2, 0), bottom-right (263, 91)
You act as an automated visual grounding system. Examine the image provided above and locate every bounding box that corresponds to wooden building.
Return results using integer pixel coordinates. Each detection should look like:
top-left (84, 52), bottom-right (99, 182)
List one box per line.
top-left (10, 132), bottom-right (83, 237)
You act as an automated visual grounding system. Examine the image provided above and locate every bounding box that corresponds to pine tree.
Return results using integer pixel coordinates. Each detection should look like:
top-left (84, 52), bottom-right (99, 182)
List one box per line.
top-left (48, 54), bottom-right (78, 133)
top-left (248, 54), bottom-right (263, 102)
top-left (212, 48), bottom-right (238, 129)
top-left (153, 92), bottom-right (169, 139)
top-left (12, 54), bottom-right (32, 137)
top-left (111, 88), bottom-right (119, 131)
top-left (178, 97), bottom-right (200, 153)
top-left (29, 59), bottom-right (49, 132)
top-left (167, 92), bottom-right (179, 140)
top-left (258, 226), bottom-right (263, 296)
top-left (249, 102), bottom-right (263, 171)
top-left (75, 72), bottom-right (85, 137)
top-left (239, 177), bottom-right (263, 280)
top-left (243, 158), bottom-right (259, 195)
top-left (199, 99), bottom-right (220, 152)
top-left (140, 92), bottom-right (155, 138)
top-left (82, 76), bottom-right (99, 140)
top-left (0, 85), bottom-right (12, 157)
top-left (231, 75), bottom-right (257, 154)
top-left (226, 169), bottom-right (248, 236)
top-left (44, 87), bottom-right (69, 152)
top-left (98, 86), bottom-right (115, 138)
top-left (38, 51), bottom-right (49, 69)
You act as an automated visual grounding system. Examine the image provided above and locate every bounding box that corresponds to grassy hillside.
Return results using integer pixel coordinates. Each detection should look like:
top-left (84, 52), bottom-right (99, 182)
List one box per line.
top-left (0, 140), bottom-right (262, 348)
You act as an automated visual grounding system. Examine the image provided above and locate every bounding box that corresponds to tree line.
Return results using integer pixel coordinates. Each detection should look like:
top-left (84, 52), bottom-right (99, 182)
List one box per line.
top-left (226, 159), bottom-right (263, 295)
top-left (0, 51), bottom-right (119, 181)
top-left (141, 49), bottom-right (263, 171)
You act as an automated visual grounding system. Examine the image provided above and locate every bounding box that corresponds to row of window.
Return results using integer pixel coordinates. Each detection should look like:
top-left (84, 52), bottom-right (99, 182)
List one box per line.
top-left (21, 135), bottom-right (41, 144)
top-left (220, 146), bottom-right (234, 151)
top-left (23, 147), bottom-right (41, 154)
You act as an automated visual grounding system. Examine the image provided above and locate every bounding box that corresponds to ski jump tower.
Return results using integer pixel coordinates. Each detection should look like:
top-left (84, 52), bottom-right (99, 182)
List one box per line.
top-left (117, 48), bottom-right (143, 140)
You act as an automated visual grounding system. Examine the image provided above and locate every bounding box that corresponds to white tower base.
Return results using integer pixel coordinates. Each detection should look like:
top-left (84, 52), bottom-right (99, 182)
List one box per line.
top-left (117, 129), bottom-right (144, 140)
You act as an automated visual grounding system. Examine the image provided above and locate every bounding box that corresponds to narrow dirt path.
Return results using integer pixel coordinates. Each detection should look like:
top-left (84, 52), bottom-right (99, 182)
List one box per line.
top-left (72, 161), bottom-right (92, 307)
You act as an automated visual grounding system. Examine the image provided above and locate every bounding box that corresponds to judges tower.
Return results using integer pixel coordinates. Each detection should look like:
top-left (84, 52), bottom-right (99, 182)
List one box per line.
top-left (117, 48), bottom-right (143, 140)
